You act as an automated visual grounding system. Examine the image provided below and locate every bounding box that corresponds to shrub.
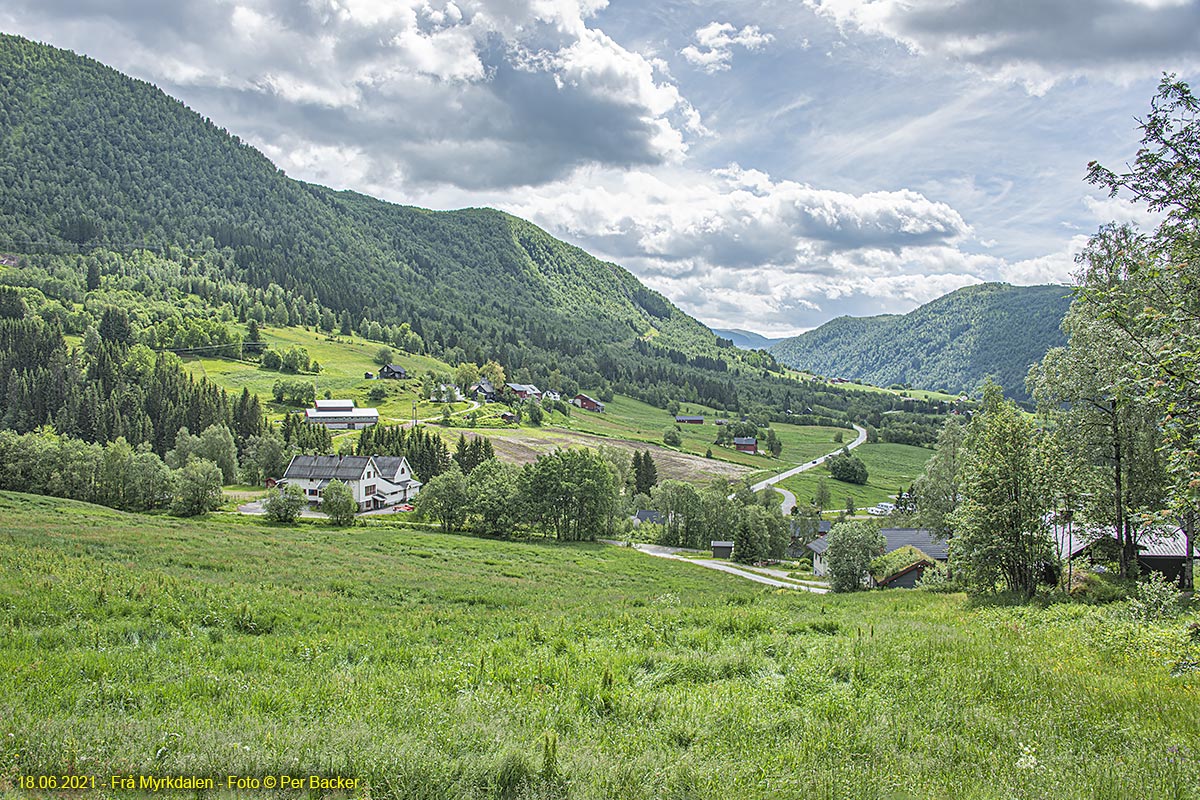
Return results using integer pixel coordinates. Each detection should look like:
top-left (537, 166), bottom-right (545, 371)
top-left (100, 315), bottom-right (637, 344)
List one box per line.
top-left (263, 484), bottom-right (306, 523)
top-left (663, 427), bottom-right (682, 447)
top-left (321, 479), bottom-right (358, 526)
top-left (1129, 572), bottom-right (1181, 621)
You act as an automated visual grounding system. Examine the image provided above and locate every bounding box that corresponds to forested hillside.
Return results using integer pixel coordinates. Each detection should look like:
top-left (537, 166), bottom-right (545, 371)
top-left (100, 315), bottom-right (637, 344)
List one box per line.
top-left (0, 34), bottom-right (732, 404)
top-left (770, 283), bottom-right (1071, 400)
top-left (0, 33), bottom-right (961, 432)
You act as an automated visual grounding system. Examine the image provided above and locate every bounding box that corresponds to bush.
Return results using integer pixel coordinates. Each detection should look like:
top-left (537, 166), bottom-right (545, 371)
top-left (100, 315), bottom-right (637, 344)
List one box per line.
top-left (171, 457), bottom-right (223, 517)
top-left (1129, 572), bottom-right (1181, 621)
top-left (264, 484), bottom-right (306, 523)
top-left (663, 427), bottom-right (682, 447)
top-left (321, 479), bottom-right (358, 526)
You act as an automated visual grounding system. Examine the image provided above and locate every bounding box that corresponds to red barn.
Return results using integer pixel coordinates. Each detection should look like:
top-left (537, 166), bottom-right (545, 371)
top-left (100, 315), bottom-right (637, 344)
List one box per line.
top-left (734, 436), bottom-right (758, 453)
top-left (573, 393), bottom-right (605, 412)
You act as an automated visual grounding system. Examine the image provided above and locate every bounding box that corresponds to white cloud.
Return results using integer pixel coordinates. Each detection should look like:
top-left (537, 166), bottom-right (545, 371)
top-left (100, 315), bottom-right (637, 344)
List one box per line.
top-left (681, 21), bottom-right (774, 73)
top-left (807, 0), bottom-right (1200, 92)
top-left (0, 0), bottom-right (700, 188)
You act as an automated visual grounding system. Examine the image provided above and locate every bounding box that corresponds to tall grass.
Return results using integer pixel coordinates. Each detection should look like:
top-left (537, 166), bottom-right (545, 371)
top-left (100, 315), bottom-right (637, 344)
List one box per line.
top-left (0, 492), bottom-right (1196, 798)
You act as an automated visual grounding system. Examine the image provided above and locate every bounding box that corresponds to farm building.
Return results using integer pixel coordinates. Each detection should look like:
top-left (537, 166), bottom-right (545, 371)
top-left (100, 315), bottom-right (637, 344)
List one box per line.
top-left (675, 415), bottom-right (704, 424)
top-left (1058, 526), bottom-right (1199, 585)
top-left (808, 527), bottom-right (948, 579)
top-left (277, 454), bottom-right (421, 512)
top-left (499, 411), bottom-right (517, 424)
top-left (711, 541), bottom-right (734, 559)
top-left (378, 364), bottom-right (408, 379)
top-left (506, 383), bottom-right (542, 401)
top-left (573, 393), bottom-right (605, 412)
top-left (733, 436), bottom-right (758, 453)
top-left (304, 399), bottom-right (379, 430)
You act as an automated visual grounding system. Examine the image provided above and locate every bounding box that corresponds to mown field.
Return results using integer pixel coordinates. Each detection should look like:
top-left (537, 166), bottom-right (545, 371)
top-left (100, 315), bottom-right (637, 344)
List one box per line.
top-left (781, 442), bottom-right (936, 512)
top-left (178, 326), bottom-right (852, 481)
top-left (183, 326), bottom-right (470, 426)
top-left (1, 492), bottom-right (1198, 799)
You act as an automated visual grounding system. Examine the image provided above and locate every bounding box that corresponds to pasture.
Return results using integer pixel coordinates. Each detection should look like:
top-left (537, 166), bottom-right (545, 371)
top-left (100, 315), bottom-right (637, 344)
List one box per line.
top-left (1, 492), bottom-right (1197, 799)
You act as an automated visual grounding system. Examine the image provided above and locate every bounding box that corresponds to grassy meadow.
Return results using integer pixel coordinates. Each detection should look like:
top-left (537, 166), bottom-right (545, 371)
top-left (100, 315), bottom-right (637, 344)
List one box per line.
top-left (2, 492), bottom-right (1198, 799)
top-left (781, 442), bottom-right (936, 512)
top-left (179, 328), bottom-right (853, 480)
top-left (183, 326), bottom-right (471, 426)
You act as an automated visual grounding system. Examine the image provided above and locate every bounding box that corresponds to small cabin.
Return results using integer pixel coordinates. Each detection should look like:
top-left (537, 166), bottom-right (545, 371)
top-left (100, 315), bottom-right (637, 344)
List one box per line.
top-left (711, 541), bottom-right (734, 559)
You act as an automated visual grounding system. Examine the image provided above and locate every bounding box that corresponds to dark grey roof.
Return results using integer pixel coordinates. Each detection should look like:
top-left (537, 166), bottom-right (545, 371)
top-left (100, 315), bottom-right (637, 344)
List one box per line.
top-left (880, 528), bottom-right (949, 560)
top-left (1063, 526), bottom-right (1200, 559)
top-left (373, 456), bottom-right (408, 479)
top-left (282, 455), bottom-right (371, 481)
top-left (807, 535), bottom-right (829, 555)
top-left (733, 437), bottom-right (757, 445)
top-left (675, 415), bottom-right (704, 421)
top-left (789, 518), bottom-right (832, 536)
top-left (383, 364), bottom-right (407, 373)
top-left (711, 541), bottom-right (734, 548)
top-left (634, 510), bottom-right (665, 524)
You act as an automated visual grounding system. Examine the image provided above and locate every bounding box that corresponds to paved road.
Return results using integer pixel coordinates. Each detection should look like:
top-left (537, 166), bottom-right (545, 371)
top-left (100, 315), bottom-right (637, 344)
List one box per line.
top-left (610, 541), bottom-right (828, 593)
top-left (749, 423), bottom-right (868, 513)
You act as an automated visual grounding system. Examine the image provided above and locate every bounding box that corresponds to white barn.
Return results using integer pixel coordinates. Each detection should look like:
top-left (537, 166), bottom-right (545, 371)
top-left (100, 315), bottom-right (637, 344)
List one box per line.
top-left (304, 399), bottom-right (379, 430)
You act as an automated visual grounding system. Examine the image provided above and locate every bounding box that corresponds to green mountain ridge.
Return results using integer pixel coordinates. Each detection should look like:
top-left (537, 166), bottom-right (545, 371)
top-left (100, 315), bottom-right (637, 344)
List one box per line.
top-left (0, 32), bottom-right (955, 427)
top-left (770, 283), bottom-right (1072, 400)
top-left (0, 32), bottom-right (771, 408)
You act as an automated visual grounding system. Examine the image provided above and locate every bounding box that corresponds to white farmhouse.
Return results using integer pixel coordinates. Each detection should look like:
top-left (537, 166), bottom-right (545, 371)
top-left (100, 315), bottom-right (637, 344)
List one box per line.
top-left (279, 454), bottom-right (422, 512)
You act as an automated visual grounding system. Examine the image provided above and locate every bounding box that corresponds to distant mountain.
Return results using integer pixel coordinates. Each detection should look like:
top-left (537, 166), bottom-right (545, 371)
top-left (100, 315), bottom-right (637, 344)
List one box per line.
top-left (769, 283), bottom-right (1072, 401)
top-left (711, 328), bottom-right (782, 350)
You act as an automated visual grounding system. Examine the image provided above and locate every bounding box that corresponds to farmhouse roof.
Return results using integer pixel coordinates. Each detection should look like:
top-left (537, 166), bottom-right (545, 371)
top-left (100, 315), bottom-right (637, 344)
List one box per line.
top-left (711, 540), bottom-right (735, 548)
top-left (807, 535), bottom-right (830, 556)
top-left (282, 454), bottom-right (372, 481)
top-left (880, 528), bottom-right (949, 561)
top-left (675, 415), bottom-right (704, 422)
top-left (314, 398), bottom-right (355, 411)
top-left (634, 510), bottom-right (665, 525)
top-left (1059, 526), bottom-right (1200, 560)
top-left (733, 436), bottom-right (757, 445)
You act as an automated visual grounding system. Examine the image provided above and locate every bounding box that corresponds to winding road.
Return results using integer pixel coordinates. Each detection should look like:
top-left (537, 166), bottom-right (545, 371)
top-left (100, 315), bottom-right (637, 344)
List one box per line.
top-left (729, 423), bottom-right (868, 513)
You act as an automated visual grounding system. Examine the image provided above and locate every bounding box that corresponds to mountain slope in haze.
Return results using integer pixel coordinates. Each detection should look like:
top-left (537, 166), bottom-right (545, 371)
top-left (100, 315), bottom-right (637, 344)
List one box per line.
top-left (0, 33), bottom-right (727, 399)
top-left (770, 283), bottom-right (1072, 400)
top-left (711, 328), bottom-right (783, 350)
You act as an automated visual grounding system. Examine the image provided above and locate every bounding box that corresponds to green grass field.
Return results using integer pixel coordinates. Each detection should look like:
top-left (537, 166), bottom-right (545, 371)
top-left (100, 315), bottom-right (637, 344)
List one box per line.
top-left (781, 442), bottom-right (936, 512)
top-left (183, 326), bottom-right (469, 425)
top-left (179, 328), bottom-right (856, 481)
top-left (2, 492), bottom-right (1197, 799)
top-left (496, 394), bottom-right (850, 470)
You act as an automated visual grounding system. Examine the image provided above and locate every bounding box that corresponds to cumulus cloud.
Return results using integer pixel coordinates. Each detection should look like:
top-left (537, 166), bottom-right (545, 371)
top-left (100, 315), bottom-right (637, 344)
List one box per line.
top-left (680, 21), bottom-right (775, 73)
top-left (807, 0), bottom-right (1200, 92)
top-left (0, 0), bottom-right (702, 189)
top-left (488, 164), bottom-right (1027, 333)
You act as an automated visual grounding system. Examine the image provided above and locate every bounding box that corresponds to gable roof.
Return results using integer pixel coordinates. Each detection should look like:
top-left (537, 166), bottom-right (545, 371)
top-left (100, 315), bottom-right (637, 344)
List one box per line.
top-left (880, 528), bottom-right (949, 560)
top-left (382, 363), bottom-right (407, 373)
top-left (282, 454), bottom-right (373, 481)
top-left (733, 437), bottom-right (757, 445)
top-left (372, 456), bottom-right (411, 480)
top-left (807, 535), bottom-right (830, 556)
top-left (1059, 526), bottom-right (1200, 560)
top-left (634, 510), bottom-right (665, 524)
top-left (675, 415), bottom-right (704, 422)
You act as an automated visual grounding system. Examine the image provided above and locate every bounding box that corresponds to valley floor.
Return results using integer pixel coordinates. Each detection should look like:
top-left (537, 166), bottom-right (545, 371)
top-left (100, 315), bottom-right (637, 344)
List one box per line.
top-left (2, 492), bottom-right (1197, 799)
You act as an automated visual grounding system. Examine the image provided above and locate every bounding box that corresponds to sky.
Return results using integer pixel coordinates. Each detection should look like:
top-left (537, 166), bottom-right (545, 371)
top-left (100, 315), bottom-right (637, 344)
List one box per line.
top-left (2, 1), bottom-right (1197, 336)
